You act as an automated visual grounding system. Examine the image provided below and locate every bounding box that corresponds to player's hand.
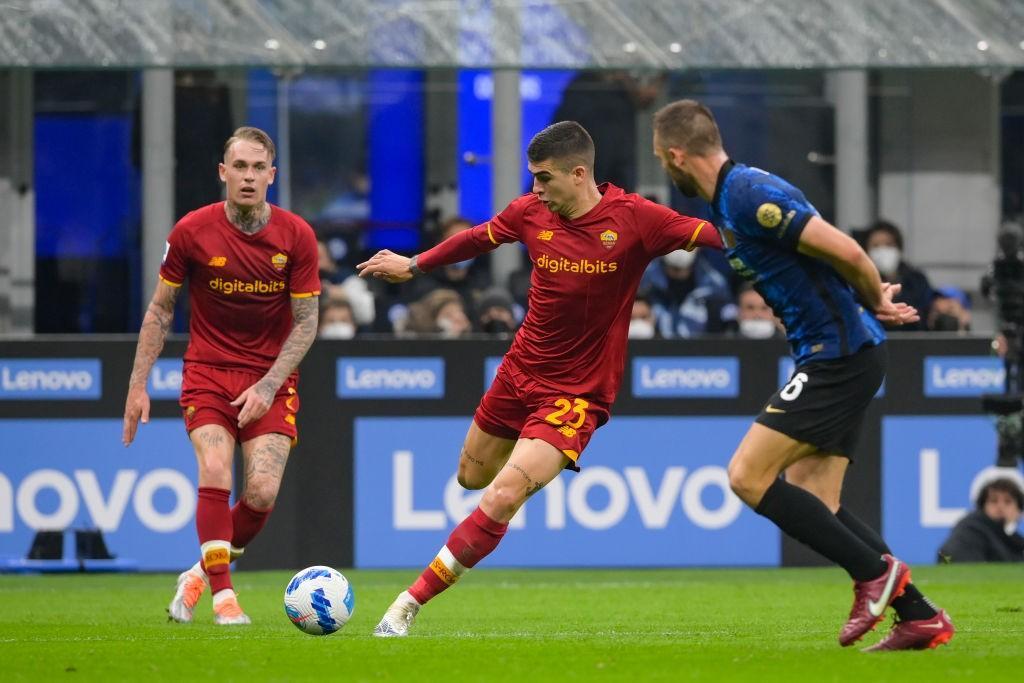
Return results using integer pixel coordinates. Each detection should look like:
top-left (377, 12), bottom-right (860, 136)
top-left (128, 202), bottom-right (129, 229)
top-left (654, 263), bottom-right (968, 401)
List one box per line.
top-left (874, 282), bottom-right (920, 326)
top-left (356, 250), bottom-right (414, 284)
top-left (231, 379), bottom-right (276, 429)
top-left (122, 384), bottom-right (151, 446)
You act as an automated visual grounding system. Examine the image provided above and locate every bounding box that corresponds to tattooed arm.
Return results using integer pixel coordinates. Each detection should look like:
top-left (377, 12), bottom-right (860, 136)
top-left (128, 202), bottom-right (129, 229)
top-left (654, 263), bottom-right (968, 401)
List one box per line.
top-left (123, 280), bottom-right (180, 445)
top-left (232, 295), bottom-right (319, 429)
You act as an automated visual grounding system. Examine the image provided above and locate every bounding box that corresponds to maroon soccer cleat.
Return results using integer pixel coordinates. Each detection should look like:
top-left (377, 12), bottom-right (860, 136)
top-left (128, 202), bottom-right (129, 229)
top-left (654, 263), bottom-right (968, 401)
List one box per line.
top-left (862, 609), bottom-right (954, 652)
top-left (838, 554), bottom-right (911, 647)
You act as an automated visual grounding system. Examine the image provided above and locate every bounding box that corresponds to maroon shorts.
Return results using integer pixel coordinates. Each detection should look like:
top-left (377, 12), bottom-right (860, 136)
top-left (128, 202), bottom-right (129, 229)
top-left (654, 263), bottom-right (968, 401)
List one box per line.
top-left (473, 360), bottom-right (610, 466)
top-left (179, 363), bottom-right (299, 443)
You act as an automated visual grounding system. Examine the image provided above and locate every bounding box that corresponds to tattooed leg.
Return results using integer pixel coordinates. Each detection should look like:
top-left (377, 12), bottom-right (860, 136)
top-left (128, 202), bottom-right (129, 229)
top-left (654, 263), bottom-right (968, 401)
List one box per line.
top-left (457, 420), bottom-right (516, 490)
top-left (478, 438), bottom-right (570, 524)
top-left (240, 433), bottom-right (292, 509)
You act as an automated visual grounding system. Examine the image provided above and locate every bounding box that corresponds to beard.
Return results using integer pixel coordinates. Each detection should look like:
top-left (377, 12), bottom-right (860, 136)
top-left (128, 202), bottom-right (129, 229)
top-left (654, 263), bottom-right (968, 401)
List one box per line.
top-left (670, 169), bottom-right (699, 198)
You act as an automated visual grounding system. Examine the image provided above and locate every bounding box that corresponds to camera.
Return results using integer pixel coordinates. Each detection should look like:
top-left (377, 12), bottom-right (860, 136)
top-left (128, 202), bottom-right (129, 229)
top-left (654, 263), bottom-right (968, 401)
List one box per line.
top-left (981, 222), bottom-right (1024, 467)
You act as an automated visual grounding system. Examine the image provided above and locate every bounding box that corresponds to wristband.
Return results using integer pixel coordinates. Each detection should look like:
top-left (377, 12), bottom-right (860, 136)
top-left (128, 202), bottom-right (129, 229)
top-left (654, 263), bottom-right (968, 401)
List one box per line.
top-left (409, 255), bottom-right (424, 277)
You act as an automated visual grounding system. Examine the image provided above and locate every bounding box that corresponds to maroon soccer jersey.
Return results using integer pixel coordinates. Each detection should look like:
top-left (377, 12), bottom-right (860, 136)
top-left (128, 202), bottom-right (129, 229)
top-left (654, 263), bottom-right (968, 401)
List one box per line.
top-left (159, 202), bottom-right (320, 372)
top-left (418, 184), bottom-right (719, 402)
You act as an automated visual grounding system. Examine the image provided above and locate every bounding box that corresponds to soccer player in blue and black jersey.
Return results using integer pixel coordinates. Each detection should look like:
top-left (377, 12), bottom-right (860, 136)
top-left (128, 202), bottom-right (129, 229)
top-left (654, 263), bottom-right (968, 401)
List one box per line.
top-left (652, 100), bottom-right (954, 652)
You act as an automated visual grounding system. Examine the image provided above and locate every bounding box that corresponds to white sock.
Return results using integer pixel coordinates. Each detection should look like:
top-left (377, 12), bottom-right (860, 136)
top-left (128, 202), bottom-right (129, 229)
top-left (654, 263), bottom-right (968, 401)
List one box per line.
top-left (400, 590), bottom-right (422, 607)
top-left (212, 588), bottom-right (236, 606)
top-left (191, 560), bottom-right (209, 583)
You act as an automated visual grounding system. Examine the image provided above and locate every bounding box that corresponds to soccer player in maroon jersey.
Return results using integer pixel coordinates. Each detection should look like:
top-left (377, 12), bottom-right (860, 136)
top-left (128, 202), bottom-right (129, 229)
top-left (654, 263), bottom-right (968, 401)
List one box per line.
top-left (122, 127), bottom-right (321, 625)
top-left (357, 121), bottom-right (722, 637)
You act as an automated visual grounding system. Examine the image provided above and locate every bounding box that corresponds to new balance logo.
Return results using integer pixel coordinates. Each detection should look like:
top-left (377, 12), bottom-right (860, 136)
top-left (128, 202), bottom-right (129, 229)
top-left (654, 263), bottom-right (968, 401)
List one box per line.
top-left (538, 230), bottom-right (554, 241)
top-left (208, 256), bottom-right (227, 266)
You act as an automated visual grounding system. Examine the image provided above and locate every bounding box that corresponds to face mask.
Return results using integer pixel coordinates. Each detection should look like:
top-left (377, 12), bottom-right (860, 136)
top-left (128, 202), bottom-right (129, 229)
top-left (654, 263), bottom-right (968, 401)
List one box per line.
top-left (628, 319), bottom-right (656, 339)
top-left (320, 322), bottom-right (355, 339)
top-left (931, 313), bottom-right (961, 332)
top-left (437, 316), bottom-right (462, 338)
top-left (482, 318), bottom-right (512, 335)
top-left (663, 249), bottom-right (697, 270)
top-left (739, 318), bottom-right (776, 339)
top-left (868, 246), bottom-right (901, 275)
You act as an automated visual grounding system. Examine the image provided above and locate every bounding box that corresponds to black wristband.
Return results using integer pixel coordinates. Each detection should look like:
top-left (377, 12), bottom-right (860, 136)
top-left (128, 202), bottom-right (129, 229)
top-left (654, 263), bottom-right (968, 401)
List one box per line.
top-left (409, 255), bottom-right (423, 277)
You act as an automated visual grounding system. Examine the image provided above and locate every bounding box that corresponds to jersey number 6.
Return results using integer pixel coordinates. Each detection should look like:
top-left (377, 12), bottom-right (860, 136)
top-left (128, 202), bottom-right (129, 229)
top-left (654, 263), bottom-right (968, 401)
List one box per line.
top-left (780, 372), bottom-right (809, 401)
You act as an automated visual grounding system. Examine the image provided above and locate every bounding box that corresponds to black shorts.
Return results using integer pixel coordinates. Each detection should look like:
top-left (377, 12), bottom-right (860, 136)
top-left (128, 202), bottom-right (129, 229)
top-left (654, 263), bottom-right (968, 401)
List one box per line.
top-left (756, 342), bottom-right (886, 458)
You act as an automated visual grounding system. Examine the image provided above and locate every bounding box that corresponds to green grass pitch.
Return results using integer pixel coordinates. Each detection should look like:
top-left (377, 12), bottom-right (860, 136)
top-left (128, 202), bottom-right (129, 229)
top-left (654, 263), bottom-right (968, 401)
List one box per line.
top-left (0, 564), bottom-right (1020, 681)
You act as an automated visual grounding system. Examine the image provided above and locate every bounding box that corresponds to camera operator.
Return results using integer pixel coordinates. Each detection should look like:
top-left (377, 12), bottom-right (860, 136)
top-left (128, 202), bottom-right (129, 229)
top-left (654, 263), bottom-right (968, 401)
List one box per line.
top-left (982, 221), bottom-right (1024, 467)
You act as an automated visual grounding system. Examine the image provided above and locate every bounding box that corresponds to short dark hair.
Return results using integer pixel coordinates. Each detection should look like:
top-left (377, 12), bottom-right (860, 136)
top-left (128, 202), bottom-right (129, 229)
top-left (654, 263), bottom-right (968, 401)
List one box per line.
top-left (976, 477), bottom-right (1024, 511)
top-left (864, 220), bottom-right (904, 250)
top-left (653, 99), bottom-right (723, 155)
top-left (224, 126), bottom-right (276, 163)
top-left (526, 121), bottom-right (595, 172)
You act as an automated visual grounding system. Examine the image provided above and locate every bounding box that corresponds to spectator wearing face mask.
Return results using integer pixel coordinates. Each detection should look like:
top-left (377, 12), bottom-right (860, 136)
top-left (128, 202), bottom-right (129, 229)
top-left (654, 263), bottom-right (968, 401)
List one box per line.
top-left (863, 220), bottom-right (934, 331)
top-left (735, 284), bottom-right (784, 340)
top-left (641, 248), bottom-right (736, 338)
top-left (928, 286), bottom-right (972, 332)
top-left (404, 288), bottom-right (473, 338)
top-left (476, 288), bottom-right (520, 337)
top-left (628, 293), bottom-right (659, 340)
top-left (938, 473), bottom-right (1024, 563)
top-left (318, 299), bottom-right (358, 340)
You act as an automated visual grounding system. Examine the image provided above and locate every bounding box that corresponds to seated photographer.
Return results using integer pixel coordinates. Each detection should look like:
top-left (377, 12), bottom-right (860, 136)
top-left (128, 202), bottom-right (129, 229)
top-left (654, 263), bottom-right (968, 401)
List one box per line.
top-left (938, 474), bottom-right (1024, 563)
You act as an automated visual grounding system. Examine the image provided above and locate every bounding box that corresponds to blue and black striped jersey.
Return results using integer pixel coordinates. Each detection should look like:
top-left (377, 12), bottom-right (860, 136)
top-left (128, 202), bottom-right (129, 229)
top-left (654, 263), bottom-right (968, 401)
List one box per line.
top-left (710, 160), bottom-right (885, 365)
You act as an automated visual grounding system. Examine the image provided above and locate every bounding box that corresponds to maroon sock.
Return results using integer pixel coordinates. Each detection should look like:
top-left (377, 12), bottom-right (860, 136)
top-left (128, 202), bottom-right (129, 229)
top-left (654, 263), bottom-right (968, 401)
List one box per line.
top-left (230, 500), bottom-right (272, 549)
top-left (408, 507), bottom-right (508, 605)
top-left (196, 487), bottom-right (233, 593)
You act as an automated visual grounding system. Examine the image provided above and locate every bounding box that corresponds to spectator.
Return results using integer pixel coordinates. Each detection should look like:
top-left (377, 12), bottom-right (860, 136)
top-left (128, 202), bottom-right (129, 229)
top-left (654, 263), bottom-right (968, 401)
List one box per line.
top-left (863, 220), bottom-right (934, 331)
top-left (641, 248), bottom-right (736, 338)
top-left (938, 473), bottom-right (1024, 563)
top-left (628, 293), bottom-right (658, 339)
top-left (928, 286), bottom-right (972, 332)
top-left (404, 289), bottom-right (472, 338)
top-left (404, 216), bottom-right (491, 314)
top-left (735, 284), bottom-right (784, 339)
top-left (476, 288), bottom-right (518, 336)
top-left (318, 299), bottom-right (357, 340)
top-left (318, 240), bottom-right (345, 285)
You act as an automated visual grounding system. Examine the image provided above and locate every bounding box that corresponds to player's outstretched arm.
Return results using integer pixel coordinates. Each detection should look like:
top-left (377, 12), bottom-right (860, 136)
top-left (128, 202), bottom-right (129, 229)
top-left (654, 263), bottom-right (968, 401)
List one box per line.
top-left (123, 279), bottom-right (180, 446)
top-left (797, 216), bottom-right (919, 326)
top-left (356, 249), bottom-right (416, 283)
top-left (232, 295), bottom-right (319, 429)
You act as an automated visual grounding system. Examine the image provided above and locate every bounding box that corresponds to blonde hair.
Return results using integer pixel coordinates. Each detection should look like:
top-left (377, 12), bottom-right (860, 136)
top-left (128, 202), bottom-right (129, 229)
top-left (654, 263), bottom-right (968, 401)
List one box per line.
top-left (653, 99), bottom-right (723, 155)
top-left (223, 126), bottom-right (276, 162)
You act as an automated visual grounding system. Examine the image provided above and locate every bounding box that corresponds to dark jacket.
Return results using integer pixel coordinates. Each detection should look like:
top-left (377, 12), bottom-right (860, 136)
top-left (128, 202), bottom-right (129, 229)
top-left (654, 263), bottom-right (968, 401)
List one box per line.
top-left (886, 262), bottom-right (933, 332)
top-left (938, 510), bottom-right (1024, 563)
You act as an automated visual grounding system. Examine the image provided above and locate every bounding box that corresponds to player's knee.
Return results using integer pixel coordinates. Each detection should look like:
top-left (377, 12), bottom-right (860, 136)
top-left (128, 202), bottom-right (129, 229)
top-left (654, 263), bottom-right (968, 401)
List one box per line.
top-left (727, 460), bottom-right (765, 506)
top-left (480, 484), bottom-right (523, 523)
top-left (243, 477), bottom-right (280, 509)
top-left (457, 462), bottom-right (490, 490)
top-left (197, 460), bottom-right (232, 488)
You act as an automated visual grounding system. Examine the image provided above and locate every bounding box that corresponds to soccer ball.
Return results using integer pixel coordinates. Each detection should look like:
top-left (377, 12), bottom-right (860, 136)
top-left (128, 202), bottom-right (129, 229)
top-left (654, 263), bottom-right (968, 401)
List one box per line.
top-left (283, 565), bottom-right (354, 635)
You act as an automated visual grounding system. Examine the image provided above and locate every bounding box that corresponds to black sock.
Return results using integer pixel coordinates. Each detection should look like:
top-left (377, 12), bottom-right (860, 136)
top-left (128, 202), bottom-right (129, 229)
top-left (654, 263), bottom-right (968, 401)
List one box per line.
top-left (755, 479), bottom-right (886, 581)
top-left (835, 507), bottom-right (938, 620)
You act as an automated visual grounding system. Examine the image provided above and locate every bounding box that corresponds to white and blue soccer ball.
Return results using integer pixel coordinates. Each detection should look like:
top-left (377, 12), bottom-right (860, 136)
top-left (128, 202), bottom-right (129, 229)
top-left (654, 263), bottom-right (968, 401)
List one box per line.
top-left (283, 565), bottom-right (355, 635)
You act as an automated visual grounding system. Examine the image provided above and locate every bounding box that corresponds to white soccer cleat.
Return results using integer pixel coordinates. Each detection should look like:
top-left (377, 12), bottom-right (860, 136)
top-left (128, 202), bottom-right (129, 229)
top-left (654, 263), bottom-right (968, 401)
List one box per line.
top-left (213, 592), bottom-right (252, 625)
top-left (373, 591), bottom-right (421, 638)
top-left (167, 569), bottom-right (208, 623)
